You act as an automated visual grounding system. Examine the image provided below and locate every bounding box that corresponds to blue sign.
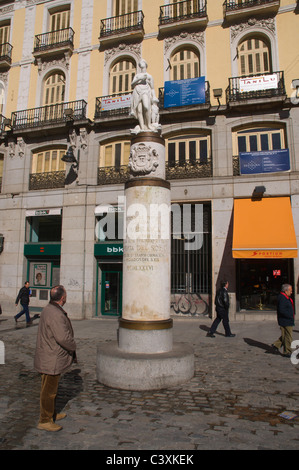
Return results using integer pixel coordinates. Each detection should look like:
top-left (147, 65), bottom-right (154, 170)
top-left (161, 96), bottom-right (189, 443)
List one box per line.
top-left (239, 149), bottom-right (290, 175)
top-left (164, 77), bottom-right (206, 108)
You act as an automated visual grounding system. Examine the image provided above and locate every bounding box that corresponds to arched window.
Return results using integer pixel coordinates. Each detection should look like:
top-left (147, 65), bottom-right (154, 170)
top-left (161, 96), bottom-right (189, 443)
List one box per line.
top-left (238, 36), bottom-right (271, 76)
top-left (170, 47), bottom-right (200, 81)
top-left (233, 125), bottom-right (286, 155)
top-left (114, 0), bottom-right (138, 15)
top-left (166, 133), bottom-right (211, 167)
top-left (0, 82), bottom-right (5, 114)
top-left (32, 148), bottom-right (66, 174)
top-left (43, 71), bottom-right (65, 106)
top-left (110, 59), bottom-right (136, 94)
top-left (99, 140), bottom-right (131, 168)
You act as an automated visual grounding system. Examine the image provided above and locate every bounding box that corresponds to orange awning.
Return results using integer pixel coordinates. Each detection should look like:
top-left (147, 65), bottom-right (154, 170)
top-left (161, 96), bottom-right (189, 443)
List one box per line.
top-left (232, 197), bottom-right (298, 259)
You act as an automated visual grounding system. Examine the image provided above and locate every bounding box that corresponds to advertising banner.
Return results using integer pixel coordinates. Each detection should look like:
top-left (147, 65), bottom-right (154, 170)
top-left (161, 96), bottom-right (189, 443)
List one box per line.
top-left (164, 76), bottom-right (206, 108)
top-left (239, 74), bottom-right (278, 93)
top-left (240, 149), bottom-right (290, 175)
top-left (101, 94), bottom-right (131, 111)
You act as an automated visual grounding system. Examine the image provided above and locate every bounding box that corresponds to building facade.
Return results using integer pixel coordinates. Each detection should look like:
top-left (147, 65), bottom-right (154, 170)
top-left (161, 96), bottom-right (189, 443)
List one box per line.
top-left (0, 0), bottom-right (298, 320)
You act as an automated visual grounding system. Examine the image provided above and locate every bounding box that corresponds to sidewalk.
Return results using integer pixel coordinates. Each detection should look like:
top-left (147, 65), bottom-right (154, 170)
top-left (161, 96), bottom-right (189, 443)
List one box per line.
top-left (0, 315), bottom-right (298, 451)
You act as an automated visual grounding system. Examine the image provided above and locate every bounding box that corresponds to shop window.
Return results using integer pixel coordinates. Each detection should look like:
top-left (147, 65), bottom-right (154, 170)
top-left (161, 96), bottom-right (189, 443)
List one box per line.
top-left (26, 215), bottom-right (62, 243)
top-left (170, 47), bottom-right (200, 81)
top-left (95, 208), bottom-right (124, 242)
top-left (237, 259), bottom-right (293, 311)
top-left (166, 134), bottom-right (210, 167)
top-left (99, 140), bottom-right (130, 168)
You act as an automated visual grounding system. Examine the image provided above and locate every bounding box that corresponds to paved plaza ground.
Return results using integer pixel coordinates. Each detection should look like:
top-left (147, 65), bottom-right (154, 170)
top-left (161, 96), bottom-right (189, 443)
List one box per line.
top-left (0, 314), bottom-right (298, 455)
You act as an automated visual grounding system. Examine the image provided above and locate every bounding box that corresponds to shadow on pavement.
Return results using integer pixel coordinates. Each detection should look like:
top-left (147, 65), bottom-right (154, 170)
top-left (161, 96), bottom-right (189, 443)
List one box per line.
top-left (56, 368), bottom-right (83, 413)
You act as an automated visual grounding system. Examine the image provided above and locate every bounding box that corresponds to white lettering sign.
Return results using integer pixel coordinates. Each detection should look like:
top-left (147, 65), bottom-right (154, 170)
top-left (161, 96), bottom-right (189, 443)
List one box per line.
top-left (101, 94), bottom-right (132, 111)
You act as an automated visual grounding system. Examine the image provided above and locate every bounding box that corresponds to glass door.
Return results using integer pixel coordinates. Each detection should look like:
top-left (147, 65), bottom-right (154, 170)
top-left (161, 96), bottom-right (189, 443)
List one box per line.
top-left (101, 269), bottom-right (122, 316)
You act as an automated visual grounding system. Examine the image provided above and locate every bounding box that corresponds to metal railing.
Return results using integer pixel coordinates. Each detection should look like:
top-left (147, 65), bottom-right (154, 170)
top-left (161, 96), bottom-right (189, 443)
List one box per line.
top-left (11, 100), bottom-right (87, 130)
top-left (97, 159), bottom-right (212, 185)
top-left (100, 10), bottom-right (144, 38)
top-left (34, 27), bottom-right (74, 53)
top-left (29, 171), bottom-right (65, 191)
top-left (0, 42), bottom-right (12, 63)
top-left (159, 0), bottom-right (207, 25)
top-left (224, 0), bottom-right (279, 12)
top-left (226, 71), bottom-right (285, 102)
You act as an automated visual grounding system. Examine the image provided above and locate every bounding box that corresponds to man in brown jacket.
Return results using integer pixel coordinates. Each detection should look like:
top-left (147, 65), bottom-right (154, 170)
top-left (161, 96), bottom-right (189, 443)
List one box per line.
top-left (34, 285), bottom-right (76, 432)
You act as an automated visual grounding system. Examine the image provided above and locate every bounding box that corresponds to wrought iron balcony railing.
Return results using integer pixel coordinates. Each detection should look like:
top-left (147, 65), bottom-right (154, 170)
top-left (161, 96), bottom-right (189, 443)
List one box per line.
top-left (100, 10), bottom-right (144, 38)
top-left (11, 100), bottom-right (87, 130)
top-left (226, 71), bottom-right (285, 103)
top-left (29, 171), bottom-right (65, 191)
top-left (95, 92), bottom-right (132, 120)
top-left (97, 159), bottom-right (212, 185)
top-left (0, 42), bottom-right (12, 64)
top-left (159, 0), bottom-right (207, 25)
top-left (224, 0), bottom-right (279, 13)
top-left (34, 27), bottom-right (74, 53)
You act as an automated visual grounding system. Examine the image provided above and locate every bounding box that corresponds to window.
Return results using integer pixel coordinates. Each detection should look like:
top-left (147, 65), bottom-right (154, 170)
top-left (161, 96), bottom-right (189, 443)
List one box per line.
top-left (110, 59), bottom-right (136, 94)
top-left (50, 8), bottom-right (70, 31)
top-left (32, 149), bottom-right (66, 174)
top-left (170, 48), bottom-right (200, 81)
top-left (234, 127), bottom-right (286, 154)
top-left (114, 0), bottom-right (138, 15)
top-left (26, 215), bottom-right (62, 243)
top-left (99, 140), bottom-right (131, 168)
top-left (166, 134), bottom-right (210, 167)
top-left (0, 21), bottom-right (10, 45)
top-left (43, 72), bottom-right (65, 106)
top-left (238, 37), bottom-right (271, 76)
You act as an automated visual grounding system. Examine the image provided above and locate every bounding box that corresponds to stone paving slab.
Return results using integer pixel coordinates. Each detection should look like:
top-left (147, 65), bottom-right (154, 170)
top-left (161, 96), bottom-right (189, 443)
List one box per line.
top-left (0, 315), bottom-right (298, 452)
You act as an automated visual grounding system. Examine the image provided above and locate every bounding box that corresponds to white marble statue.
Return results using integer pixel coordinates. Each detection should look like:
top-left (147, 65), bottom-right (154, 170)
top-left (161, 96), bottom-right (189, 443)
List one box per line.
top-left (130, 59), bottom-right (161, 134)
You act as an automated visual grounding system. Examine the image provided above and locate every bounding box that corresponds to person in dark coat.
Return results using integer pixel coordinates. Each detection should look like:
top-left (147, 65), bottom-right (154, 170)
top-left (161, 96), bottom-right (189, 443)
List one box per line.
top-left (207, 280), bottom-right (235, 338)
top-left (272, 284), bottom-right (295, 357)
top-left (15, 281), bottom-right (32, 325)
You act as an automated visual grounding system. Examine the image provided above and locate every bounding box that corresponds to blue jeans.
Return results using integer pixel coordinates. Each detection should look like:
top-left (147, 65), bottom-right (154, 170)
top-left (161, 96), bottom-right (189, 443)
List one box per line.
top-left (16, 303), bottom-right (31, 323)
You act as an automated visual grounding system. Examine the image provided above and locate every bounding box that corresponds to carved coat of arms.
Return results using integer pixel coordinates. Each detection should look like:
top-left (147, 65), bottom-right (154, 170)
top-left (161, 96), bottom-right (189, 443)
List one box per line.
top-left (128, 143), bottom-right (159, 176)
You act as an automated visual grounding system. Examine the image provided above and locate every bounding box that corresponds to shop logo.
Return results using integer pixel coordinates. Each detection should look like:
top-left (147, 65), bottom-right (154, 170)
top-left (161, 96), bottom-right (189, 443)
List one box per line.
top-left (290, 340), bottom-right (299, 365)
top-left (0, 341), bottom-right (4, 364)
top-left (95, 197), bottom-right (204, 251)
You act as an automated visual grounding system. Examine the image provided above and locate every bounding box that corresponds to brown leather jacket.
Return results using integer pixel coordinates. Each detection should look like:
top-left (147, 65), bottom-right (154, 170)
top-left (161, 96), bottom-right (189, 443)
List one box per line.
top-left (34, 301), bottom-right (76, 375)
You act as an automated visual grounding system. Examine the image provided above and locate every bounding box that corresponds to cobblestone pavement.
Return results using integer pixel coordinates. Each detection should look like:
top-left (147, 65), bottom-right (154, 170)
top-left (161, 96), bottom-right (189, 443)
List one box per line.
top-left (0, 315), bottom-right (299, 451)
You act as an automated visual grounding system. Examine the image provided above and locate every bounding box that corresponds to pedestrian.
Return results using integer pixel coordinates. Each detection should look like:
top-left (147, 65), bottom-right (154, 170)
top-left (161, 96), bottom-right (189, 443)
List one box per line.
top-left (272, 283), bottom-right (295, 358)
top-left (34, 285), bottom-right (76, 432)
top-left (15, 281), bottom-right (32, 326)
top-left (207, 280), bottom-right (235, 338)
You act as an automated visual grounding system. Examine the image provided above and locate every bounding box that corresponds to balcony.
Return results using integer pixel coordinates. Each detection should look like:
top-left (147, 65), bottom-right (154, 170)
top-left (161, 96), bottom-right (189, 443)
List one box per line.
top-left (99, 11), bottom-right (144, 47)
top-left (97, 159), bottom-right (212, 185)
top-left (226, 71), bottom-right (286, 109)
top-left (0, 43), bottom-right (12, 69)
top-left (11, 100), bottom-right (87, 132)
top-left (33, 28), bottom-right (74, 61)
top-left (223, 0), bottom-right (280, 21)
top-left (159, 0), bottom-right (208, 35)
top-left (29, 171), bottom-right (65, 191)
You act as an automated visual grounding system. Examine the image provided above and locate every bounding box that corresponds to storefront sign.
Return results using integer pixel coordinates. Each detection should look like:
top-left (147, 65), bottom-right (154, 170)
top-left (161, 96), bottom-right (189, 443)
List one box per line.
top-left (239, 149), bottom-right (290, 175)
top-left (239, 74), bottom-right (278, 93)
top-left (101, 94), bottom-right (131, 111)
top-left (94, 243), bottom-right (123, 257)
top-left (26, 208), bottom-right (62, 217)
top-left (164, 76), bottom-right (206, 108)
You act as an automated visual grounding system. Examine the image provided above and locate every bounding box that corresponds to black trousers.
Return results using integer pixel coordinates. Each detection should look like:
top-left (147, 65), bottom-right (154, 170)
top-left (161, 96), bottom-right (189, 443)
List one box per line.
top-left (210, 307), bottom-right (232, 336)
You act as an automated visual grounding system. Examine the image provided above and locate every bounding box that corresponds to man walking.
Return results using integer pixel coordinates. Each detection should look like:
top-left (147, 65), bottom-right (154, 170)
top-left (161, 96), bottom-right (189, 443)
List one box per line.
top-left (34, 285), bottom-right (76, 432)
top-left (15, 281), bottom-right (32, 326)
top-left (207, 280), bottom-right (235, 338)
top-left (272, 283), bottom-right (295, 358)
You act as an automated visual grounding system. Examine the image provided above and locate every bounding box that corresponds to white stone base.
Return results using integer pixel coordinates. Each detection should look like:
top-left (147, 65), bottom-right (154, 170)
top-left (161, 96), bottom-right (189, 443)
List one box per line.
top-left (96, 342), bottom-right (194, 391)
top-left (118, 326), bottom-right (173, 353)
